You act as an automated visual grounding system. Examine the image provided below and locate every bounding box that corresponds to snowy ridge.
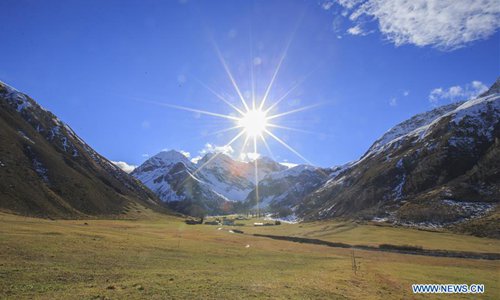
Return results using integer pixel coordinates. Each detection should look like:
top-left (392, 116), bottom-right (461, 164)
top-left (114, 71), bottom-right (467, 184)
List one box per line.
top-left (366, 102), bottom-right (462, 157)
top-left (363, 93), bottom-right (499, 159)
top-left (300, 80), bottom-right (500, 224)
top-left (0, 80), bottom-right (33, 112)
top-left (133, 151), bottom-right (285, 204)
top-left (246, 163), bottom-right (327, 211)
top-left (262, 164), bottom-right (316, 182)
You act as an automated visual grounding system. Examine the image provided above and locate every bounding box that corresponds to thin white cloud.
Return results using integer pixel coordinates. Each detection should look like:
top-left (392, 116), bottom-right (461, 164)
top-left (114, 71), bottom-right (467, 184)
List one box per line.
top-left (111, 161), bottom-right (137, 173)
top-left (347, 25), bottom-right (366, 35)
top-left (193, 143), bottom-right (265, 163)
top-left (179, 150), bottom-right (191, 158)
top-left (322, 1), bottom-right (335, 10)
top-left (238, 152), bottom-right (261, 162)
top-left (159, 148), bottom-right (191, 158)
top-left (199, 143), bottom-right (234, 156)
top-left (321, 0), bottom-right (500, 50)
top-left (403, 90), bottom-right (410, 96)
top-left (337, 0), bottom-right (364, 9)
top-left (428, 80), bottom-right (488, 104)
top-left (190, 156), bottom-right (202, 164)
top-left (389, 97), bottom-right (397, 107)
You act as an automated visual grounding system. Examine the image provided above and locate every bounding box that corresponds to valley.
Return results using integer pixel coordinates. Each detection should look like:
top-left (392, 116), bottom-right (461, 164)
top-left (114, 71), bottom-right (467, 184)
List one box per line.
top-left (0, 212), bottom-right (498, 299)
top-left (1, 1), bottom-right (499, 299)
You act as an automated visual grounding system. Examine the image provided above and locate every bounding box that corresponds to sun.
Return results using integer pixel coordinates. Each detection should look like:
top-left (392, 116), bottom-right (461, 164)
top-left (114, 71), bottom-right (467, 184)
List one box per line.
top-left (238, 109), bottom-right (268, 137)
top-left (146, 34), bottom-right (323, 213)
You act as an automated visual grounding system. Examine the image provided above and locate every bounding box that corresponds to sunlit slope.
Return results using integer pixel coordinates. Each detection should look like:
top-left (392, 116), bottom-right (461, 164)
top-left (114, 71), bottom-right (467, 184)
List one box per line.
top-left (0, 213), bottom-right (498, 299)
top-left (299, 79), bottom-right (500, 237)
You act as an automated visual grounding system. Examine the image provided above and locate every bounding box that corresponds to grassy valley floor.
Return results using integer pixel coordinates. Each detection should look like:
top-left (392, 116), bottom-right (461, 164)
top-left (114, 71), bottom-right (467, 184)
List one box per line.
top-left (0, 212), bottom-right (498, 299)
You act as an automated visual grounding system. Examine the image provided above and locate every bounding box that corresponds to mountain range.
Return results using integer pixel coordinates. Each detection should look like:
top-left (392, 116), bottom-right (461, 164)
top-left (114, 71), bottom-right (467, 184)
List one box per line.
top-left (131, 78), bottom-right (499, 236)
top-left (1, 78), bottom-right (498, 237)
top-left (131, 150), bottom-right (286, 215)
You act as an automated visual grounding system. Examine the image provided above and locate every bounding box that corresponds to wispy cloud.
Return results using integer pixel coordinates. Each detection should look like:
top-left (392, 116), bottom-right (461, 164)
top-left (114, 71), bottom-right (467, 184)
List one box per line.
top-left (322, 1), bottom-right (335, 10)
top-left (389, 90), bottom-right (409, 107)
top-left (111, 161), bottom-right (137, 173)
top-left (428, 80), bottom-right (488, 104)
top-left (238, 152), bottom-right (261, 162)
top-left (199, 143), bottom-right (234, 156)
top-left (320, 0), bottom-right (500, 50)
top-left (347, 25), bottom-right (367, 36)
top-left (190, 143), bottom-right (236, 163)
top-left (179, 150), bottom-right (191, 158)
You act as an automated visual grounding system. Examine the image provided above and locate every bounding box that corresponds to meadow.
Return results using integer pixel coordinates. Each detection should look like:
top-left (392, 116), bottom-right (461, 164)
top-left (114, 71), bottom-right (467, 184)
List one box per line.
top-left (0, 211), bottom-right (498, 299)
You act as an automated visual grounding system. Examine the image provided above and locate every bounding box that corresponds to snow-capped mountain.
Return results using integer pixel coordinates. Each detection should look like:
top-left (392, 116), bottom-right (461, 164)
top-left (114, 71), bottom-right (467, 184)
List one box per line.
top-left (131, 150), bottom-right (196, 202)
top-left (131, 150), bottom-right (286, 214)
top-left (297, 78), bottom-right (500, 236)
top-left (195, 152), bottom-right (256, 200)
top-left (245, 164), bottom-right (330, 213)
top-left (0, 81), bottom-right (167, 218)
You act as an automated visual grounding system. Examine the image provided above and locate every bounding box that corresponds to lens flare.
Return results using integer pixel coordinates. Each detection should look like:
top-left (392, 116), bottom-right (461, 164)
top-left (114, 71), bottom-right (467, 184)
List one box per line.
top-left (141, 31), bottom-right (325, 214)
top-left (238, 109), bottom-right (268, 137)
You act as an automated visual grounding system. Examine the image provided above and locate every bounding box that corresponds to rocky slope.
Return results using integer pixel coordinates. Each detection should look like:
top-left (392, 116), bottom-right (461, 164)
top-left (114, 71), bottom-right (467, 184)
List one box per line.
top-left (297, 78), bottom-right (500, 236)
top-left (131, 150), bottom-right (286, 214)
top-left (245, 165), bottom-right (330, 214)
top-left (0, 81), bottom-right (168, 218)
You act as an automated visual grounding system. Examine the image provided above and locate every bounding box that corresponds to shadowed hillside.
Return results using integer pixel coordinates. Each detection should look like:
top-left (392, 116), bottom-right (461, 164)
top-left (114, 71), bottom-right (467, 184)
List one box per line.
top-left (0, 81), bottom-right (170, 218)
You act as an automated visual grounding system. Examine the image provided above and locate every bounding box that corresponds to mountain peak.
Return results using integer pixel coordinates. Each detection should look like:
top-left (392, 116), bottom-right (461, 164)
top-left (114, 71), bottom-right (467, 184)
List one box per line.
top-left (152, 150), bottom-right (190, 163)
top-left (478, 77), bottom-right (500, 98)
top-left (197, 151), bottom-right (234, 165)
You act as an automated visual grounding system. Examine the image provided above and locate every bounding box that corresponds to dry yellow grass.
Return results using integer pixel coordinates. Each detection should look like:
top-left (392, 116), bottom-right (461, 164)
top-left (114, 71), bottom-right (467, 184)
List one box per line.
top-left (0, 212), bottom-right (498, 299)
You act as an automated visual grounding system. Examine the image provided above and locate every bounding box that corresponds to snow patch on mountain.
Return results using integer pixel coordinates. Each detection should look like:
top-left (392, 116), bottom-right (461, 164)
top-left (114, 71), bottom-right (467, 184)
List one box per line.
top-left (133, 150), bottom-right (286, 204)
top-left (366, 102), bottom-right (462, 157)
top-left (363, 93), bottom-right (499, 159)
top-left (0, 81), bottom-right (33, 112)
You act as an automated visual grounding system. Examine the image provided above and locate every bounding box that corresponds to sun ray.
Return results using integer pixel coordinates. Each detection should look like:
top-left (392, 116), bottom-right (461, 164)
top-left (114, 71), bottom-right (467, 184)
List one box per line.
top-left (258, 41), bottom-right (291, 111)
top-left (264, 66), bottom-right (318, 114)
top-left (265, 129), bottom-right (312, 165)
top-left (266, 103), bottom-right (323, 121)
top-left (205, 125), bottom-right (243, 137)
top-left (260, 133), bottom-right (275, 160)
top-left (240, 134), bottom-right (251, 156)
top-left (253, 135), bottom-right (260, 216)
top-left (195, 78), bottom-right (246, 115)
top-left (258, 16), bottom-right (303, 111)
top-left (249, 28), bottom-right (256, 110)
top-left (264, 80), bottom-right (302, 114)
top-left (267, 123), bottom-right (323, 136)
top-left (212, 41), bottom-right (250, 112)
top-left (153, 102), bottom-right (240, 121)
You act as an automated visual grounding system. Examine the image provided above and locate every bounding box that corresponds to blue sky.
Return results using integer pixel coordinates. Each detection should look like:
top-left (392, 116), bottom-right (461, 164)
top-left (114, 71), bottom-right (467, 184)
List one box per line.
top-left (1, 0), bottom-right (499, 168)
